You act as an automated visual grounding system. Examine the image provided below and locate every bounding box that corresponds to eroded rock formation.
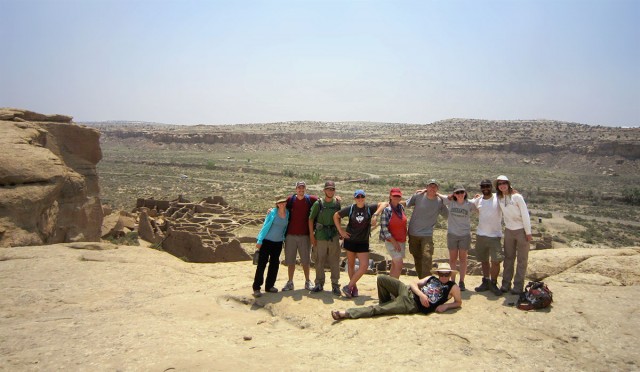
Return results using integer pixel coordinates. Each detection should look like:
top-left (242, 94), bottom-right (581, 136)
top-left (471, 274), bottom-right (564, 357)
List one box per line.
top-left (0, 108), bottom-right (103, 247)
top-left (132, 195), bottom-right (263, 263)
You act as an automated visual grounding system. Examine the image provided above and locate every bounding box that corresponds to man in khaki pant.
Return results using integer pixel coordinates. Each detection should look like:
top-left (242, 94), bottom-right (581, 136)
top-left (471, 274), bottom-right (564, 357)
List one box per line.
top-left (308, 181), bottom-right (342, 296)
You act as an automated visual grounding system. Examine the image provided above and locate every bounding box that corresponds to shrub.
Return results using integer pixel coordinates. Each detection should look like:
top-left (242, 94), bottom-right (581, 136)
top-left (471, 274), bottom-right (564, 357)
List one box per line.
top-left (105, 232), bottom-right (140, 246)
top-left (622, 186), bottom-right (640, 205)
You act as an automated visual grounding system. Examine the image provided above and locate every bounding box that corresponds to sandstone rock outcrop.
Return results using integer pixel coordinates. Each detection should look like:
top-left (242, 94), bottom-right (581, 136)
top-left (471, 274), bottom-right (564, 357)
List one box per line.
top-left (0, 108), bottom-right (103, 247)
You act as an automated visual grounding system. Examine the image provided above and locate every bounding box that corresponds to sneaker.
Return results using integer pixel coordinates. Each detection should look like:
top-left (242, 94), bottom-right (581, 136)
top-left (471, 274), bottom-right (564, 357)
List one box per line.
top-left (475, 278), bottom-right (491, 292)
top-left (311, 284), bottom-right (323, 293)
top-left (332, 285), bottom-right (341, 296)
top-left (253, 290), bottom-right (262, 297)
top-left (266, 287), bottom-right (278, 293)
top-left (352, 284), bottom-right (359, 297)
top-left (305, 280), bottom-right (315, 290)
top-left (459, 281), bottom-right (466, 291)
top-left (500, 284), bottom-right (511, 293)
top-left (342, 285), bottom-right (353, 298)
top-left (490, 281), bottom-right (502, 296)
top-left (282, 281), bottom-right (294, 291)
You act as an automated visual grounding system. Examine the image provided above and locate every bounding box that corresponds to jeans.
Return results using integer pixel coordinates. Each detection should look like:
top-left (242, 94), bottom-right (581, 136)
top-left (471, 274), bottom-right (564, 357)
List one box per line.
top-left (252, 239), bottom-right (283, 291)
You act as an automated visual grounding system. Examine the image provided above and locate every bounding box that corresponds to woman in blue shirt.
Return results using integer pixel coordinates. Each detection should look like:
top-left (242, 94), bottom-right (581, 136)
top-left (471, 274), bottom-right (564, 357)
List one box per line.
top-left (253, 196), bottom-right (289, 297)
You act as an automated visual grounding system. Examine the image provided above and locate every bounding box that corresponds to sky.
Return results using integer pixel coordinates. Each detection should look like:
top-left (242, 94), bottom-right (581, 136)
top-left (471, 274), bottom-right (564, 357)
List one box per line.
top-left (1, 0), bottom-right (639, 126)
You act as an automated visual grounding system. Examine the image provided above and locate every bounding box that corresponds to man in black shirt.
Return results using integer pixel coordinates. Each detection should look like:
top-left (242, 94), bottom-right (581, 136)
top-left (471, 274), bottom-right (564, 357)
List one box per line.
top-left (331, 262), bottom-right (462, 320)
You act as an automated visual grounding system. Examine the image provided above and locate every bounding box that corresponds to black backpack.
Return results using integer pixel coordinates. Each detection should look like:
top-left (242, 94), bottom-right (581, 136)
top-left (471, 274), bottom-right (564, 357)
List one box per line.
top-left (517, 281), bottom-right (553, 311)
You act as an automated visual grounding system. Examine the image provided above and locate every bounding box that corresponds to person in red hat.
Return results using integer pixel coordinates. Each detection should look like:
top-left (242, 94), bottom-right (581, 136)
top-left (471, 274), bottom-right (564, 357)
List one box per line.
top-left (379, 188), bottom-right (408, 278)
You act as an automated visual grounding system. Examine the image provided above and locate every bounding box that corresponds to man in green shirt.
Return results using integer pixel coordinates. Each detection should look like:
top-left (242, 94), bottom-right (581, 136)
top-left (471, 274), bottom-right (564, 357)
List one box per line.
top-left (308, 181), bottom-right (342, 296)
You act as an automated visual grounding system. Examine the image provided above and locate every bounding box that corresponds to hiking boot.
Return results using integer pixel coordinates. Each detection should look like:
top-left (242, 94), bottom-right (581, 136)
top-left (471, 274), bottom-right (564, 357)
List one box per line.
top-left (266, 287), bottom-right (278, 293)
top-left (459, 281), bottom-right (466, 291)
top-left (490, 281), bottom-right (502, 296)
top-left (282, 281), bottom-right (294, 291)
top-left (475, 278), bottom-right (491, 292)
top-left (352, 284), bottom-right (359, 297)
top-left (342, 285), bottom-right (354, 298)
top-left (332, 285), bottom-right (341, 296)
top-left (500, 284), bottom-right (511, 293)
top-left (253, 290), bottom-right (262, 297)
top-left (305, 280), bottom-right (315, 290)
top-left (311, 284), bottom-right (323, 293)
top-left (510, 288), bottom-right (524, 295)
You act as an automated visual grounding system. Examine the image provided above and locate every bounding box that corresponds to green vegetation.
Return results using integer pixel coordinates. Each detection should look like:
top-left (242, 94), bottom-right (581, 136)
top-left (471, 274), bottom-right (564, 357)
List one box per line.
top-left (564, 215), bottom-right (640, 247)
top-left (104, 232), bottom-right (140, 246)
top-left (622, 186), bottom-right (640, 205)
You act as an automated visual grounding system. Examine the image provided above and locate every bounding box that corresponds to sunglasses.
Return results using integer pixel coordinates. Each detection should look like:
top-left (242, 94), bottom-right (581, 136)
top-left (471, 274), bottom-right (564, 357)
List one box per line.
top-left (454, 191), bottom-right (465, 195)
top-left (325, 188), bottom-right (335, 191)
top-left (497, 182), bottom-right (509, 186)
top-left (480, 185), bottom-right (491, 189)
top-left (355, 195), bottom-right (365, 199)
top-left (437, 272), bottom-right (451, 277)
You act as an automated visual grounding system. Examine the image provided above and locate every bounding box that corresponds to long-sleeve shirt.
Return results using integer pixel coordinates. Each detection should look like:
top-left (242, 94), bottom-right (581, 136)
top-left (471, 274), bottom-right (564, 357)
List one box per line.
top-left (256, 208), bottom-right (290, 244)
top-left (498, 193), bottom-right (532, 235)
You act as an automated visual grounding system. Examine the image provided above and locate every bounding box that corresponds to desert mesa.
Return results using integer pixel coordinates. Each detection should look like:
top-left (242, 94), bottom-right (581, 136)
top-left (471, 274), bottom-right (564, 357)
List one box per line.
top-left (1, 108), bottom-right (639, 370)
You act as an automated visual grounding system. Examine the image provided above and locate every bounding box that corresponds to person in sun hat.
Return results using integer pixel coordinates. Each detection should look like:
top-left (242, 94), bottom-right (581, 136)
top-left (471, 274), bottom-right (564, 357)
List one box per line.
top-left (252, 196), bottom-right (290, 297)
top-left (440, 184), bottom-right (478, 292)
top-left (494, 175), bottom-right (532, 295)
top-left (333, 189), bottom-right (386, 298)
top-left (470, 179), bottom-right (504, 296)
top-left (378, 187), bottom-right (408, 278)
top-left (330, 262), bottom-right (462, 320)
top-left (404, 179), bottom-right (449, 278)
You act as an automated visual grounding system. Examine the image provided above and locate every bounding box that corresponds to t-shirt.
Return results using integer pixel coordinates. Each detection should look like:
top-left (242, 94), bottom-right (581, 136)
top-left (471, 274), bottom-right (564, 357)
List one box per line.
top-left (286, 194), bottom-right (319, 235)
top-left (264, 213), bottom-right (288, 242)
top-left (309, 198), bottom-right (341, 240)
top-left (337, 203), bottom-right (378, 243)
top-left (406, 193), bottom-right (448, 237)
top-left (442, 199), bottom-right (477, 236)
top-left (472, 193), bottom-right (503, 237)
top-left (413, 277), bottom-right (455, 314)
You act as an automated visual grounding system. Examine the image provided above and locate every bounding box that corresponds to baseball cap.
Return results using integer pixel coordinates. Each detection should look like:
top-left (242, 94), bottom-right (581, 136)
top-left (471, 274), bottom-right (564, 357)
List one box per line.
top-left (390, 187), bottom-right (402, 197)
top-left (354, 189), bottom-right (366, 197)
top-left (323, 180), bottom-right (336, 190)
top-left (296, 181), bottom-right (306, 187)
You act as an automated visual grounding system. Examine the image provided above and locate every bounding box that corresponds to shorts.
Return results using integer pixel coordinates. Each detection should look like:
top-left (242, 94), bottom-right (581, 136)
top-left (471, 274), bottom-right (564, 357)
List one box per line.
top-left (475, 235), bottom-right (504, 262)
top-left (343, 240), bottom-right (370, 253)
top-left (447, 233), bottom-right (471, 250)
top-left (284, 234), bottom-right (311, 265)
top-left (385, 241), bottom-right (406, 260)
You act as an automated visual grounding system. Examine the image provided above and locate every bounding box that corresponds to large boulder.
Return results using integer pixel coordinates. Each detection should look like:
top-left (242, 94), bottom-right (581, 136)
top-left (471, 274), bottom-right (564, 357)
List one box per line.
top-left (0, 108), bottom-right (103, 247)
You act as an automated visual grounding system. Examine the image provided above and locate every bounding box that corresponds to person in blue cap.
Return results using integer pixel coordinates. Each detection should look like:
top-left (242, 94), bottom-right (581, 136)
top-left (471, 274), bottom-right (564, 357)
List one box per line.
top-left (333, 189), bottom-right (385, 298)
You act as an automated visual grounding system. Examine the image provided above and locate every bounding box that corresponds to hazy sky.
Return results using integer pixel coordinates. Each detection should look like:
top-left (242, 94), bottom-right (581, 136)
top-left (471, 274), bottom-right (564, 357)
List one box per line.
top-left (1, 0), bottom-right (639, 126)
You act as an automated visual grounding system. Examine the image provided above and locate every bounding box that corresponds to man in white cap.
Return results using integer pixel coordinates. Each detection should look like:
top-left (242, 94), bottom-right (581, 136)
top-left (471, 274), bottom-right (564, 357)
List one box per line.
top-left (330, 262), bottom-right (462, 320)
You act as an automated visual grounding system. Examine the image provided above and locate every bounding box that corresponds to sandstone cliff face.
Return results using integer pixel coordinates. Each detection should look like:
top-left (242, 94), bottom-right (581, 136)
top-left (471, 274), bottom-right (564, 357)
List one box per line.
top-left (0, 108), bottom-right (103, 247)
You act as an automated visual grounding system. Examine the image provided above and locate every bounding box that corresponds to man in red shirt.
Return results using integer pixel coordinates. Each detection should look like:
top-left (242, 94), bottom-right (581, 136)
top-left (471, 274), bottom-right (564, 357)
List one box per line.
top-left (282, 181), bottom-right (318, 291)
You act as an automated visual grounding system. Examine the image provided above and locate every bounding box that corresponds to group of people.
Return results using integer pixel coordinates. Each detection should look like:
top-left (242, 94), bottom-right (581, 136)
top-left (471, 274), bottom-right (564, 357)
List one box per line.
top-left (252, 175), bottom-right (532, 321)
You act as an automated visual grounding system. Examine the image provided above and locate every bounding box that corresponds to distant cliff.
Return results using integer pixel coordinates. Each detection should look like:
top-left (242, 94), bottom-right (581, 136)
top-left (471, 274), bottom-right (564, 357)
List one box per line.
top-left (86, 119), bottom-right (640, 159)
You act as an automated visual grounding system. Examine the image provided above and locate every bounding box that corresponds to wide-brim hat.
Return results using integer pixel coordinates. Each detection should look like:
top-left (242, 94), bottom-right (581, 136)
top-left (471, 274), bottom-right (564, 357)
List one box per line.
top-left (431, 262), bottom-right (459, 276)
top-left (275, 196), bottom-right (288, 204)
top-left (494, 175), bottom-right (510, 189)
